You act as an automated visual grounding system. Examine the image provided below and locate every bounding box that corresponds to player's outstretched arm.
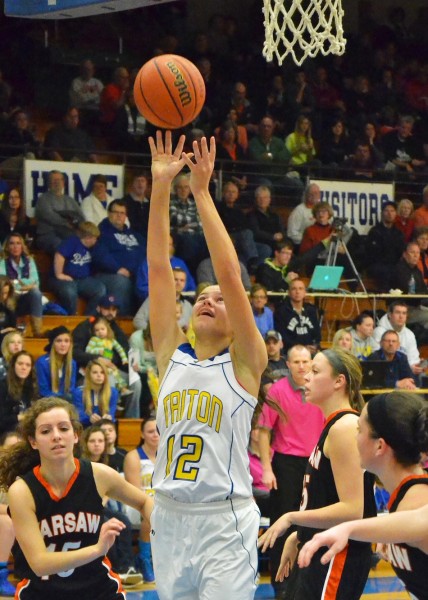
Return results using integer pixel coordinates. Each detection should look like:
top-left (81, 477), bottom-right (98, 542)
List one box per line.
top-left (182, 138), bottom-right (267, 392)
top-left (298, 506), bottom-right (428, 568)
top-left (147, 131), bottom-right (188, 376)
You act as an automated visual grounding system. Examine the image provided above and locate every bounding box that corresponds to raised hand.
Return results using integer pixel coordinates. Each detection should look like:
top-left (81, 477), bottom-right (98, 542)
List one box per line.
top-left (182, 136), bottom-right (216, 195)
top-left (149, 130), bottom-right (187, 183)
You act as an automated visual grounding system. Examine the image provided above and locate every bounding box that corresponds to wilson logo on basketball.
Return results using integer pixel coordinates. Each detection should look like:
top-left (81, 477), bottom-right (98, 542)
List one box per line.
top-left (166, 61), bottom-right (191, 107)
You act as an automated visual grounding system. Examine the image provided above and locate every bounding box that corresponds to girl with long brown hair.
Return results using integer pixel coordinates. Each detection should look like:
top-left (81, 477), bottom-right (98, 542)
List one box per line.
top-left (0, 397), bottom-right (152, 599)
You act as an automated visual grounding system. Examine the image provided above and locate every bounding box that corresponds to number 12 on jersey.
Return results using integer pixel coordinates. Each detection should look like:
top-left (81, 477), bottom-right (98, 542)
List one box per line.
top-left (165, 434), bottom-right (204, 481)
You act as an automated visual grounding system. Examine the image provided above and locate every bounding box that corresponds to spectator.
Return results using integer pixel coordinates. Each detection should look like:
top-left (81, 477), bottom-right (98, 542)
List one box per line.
top-left (332, 328), bottom-right (353, 351)
top-left (413, 185), bottom-right (428, 229)
top-left (69, 58), bottom-right (104, 113)
top-left (0, 233), bottom-right (44, 337)
top-left (349, 312), bottom-right (379, 359)
top-left (43, 106), bottom-right (98, 163)
top-left (366, 201), bottom-right (405, 291)
top-left (85, 316), bottom-right (131, 398)
top-left (123, 417), bottom-right (159, 583)
top-left (35, 326), bottom-right (77, 401)
top-left (361, 121), bottom-right (385, 164)
top-left (341, 140), bottom-right (384, 180)
top-left (0, 330), bottom-right (23, 380)
top-left (274, 278), bottom-right (321, 354)
top-left (286, 182), bottom-right (321, 248)
top-left (373, 300), bottom-right (422, 377)
top-left (81, 175), bottom-right (114, 226)
top-left (99, 66), bottom-right (130, 129)
top-left (248, 186), bottom-right (286, 251)
top-left (79, 425), bottom-right (143, 587)
top-left (133, 266), bottom-right (193, 332)
top-left (367, 330), bottom-right (416, 389)
top-left (318, 118), bottom-right (351, 168)
top-left (0, 350), bottom-right (38, 436)
top-left (299, 201), bottom-right (334, 255)
top-left (262, 330), bottom-right (289, 388)
top-left (285, 114), bottom-right (317, 168)
top-left (392, 241), bottom-right (428, 331)
top-left (256, 240), bottom-right (300, 293)
top-left (72, 295), bottom-right (141, 419)
top-left (49, 221), bottom-right (106, 316)
top-left (0, 277), bottom-right (17, 343)
top-left (395, 198), bottom-right (415, 242)
top-left (249, 284), bottom-right (274, 337)
top-left (382, 115), bottom-right (426, 176)
top-left (111, 88), bottom-right (149, 153)
top-left (215, 107), bottom-right (248, 153)
top-left (98, 418), bottom-right (127, 473)
top-left (216, 181), bottom-right (270, 270)
top-left (72, 358), bottom-right (119, 428)
top-left (35, 170), bottom-right (84, 253)
top-left (258, 344), bottom-right (324, 597)
top-left (0, 109), bottom-right (41, 181)
top-left (0, 187), bottom-right (33, 244)
top-left (169, 173), bottom-right (207, 275)
top-left (414, 226), bottom-right (428, 284)
top-left (129, 324), bottom-right (158, 418)
top-left (92, 200), bottom-right (145, 316)
top-left (135, 234), bottom-right (194, 303)
top-left (248, 116), bottom-right (302, 198)
top-left (122, 173), bottom-right (150, 237)
top-left (248, 426), bottom-right (271, 518)
top-left (214, 120), bottom-right (247, 188)
top-left (224, 81), bottom-right (257, 134)
top-left (310, 66), bottom-right (345, 128)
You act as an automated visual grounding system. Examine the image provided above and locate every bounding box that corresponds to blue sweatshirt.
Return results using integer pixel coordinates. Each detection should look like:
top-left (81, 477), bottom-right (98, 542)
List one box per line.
top-left (92, 218), bottom-right (146, 275)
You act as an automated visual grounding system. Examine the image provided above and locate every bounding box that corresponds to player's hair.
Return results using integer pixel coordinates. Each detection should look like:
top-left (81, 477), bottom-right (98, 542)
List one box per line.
top-left (366, 392), bottom-right (428, 466)
top-left (0, 330), bottom-right (23, 362)
top-left (0, 397), bottom-right (82, 490)
top-left (83, 359), bottom-right (112, 418)
top-left (81, 425), bottom-right (108, 464)
top-left (323, 348), bottom-right (363, 411)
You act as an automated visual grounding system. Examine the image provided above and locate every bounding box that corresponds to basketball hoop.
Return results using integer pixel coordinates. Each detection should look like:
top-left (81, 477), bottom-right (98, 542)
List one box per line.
top-left (262, 0), bottom-right (346, 66)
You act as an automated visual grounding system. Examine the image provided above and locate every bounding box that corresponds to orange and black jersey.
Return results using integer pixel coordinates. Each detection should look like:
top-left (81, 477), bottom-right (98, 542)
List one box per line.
top-left (386, 475), bottom-right (428, 600)
top-left (297, 409), bottom-right (377, 546)
top-left (293, 410), bottom-right (377, 600)
top-left (13, 459), bottom-right (125, 600)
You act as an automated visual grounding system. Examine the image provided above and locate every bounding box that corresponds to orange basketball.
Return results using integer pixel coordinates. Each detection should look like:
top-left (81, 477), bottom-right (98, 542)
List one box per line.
top-left (133, 54), bottom-right (206, 129)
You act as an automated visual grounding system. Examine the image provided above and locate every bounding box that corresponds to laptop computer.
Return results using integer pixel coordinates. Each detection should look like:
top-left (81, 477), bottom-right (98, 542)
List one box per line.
top-left (360, 361), bottom-right (389, 389)
top-left (308, 265), bottom-right (344, 291)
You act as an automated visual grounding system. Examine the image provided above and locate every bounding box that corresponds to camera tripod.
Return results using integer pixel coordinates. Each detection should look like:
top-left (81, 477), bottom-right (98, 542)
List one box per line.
top-left (326, 233), bottom-right (367, 294)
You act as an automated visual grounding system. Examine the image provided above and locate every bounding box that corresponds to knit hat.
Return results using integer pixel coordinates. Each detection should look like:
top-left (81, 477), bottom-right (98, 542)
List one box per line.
top-left (44, 326), bottom-right (70, 352)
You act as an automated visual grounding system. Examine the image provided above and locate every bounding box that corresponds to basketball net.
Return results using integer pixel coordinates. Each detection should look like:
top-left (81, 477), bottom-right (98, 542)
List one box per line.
top-left (262, 0), bottom-right (346, 66)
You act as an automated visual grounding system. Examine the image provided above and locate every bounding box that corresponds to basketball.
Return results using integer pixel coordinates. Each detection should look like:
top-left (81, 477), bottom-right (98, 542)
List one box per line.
top-left (133, 54), bottom-right (206, 129)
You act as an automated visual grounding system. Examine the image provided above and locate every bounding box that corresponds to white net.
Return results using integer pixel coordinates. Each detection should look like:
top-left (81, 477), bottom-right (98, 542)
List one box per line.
top-left (262, 0), bottom-right (346, 66)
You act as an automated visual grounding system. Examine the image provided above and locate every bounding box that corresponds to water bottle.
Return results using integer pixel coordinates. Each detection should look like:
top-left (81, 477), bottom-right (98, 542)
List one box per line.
top-left (408, 274), bottom-right (416, 294)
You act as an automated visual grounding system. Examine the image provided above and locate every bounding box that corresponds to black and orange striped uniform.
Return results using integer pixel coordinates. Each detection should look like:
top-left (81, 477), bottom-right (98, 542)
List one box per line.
top-left (295, 409), bottom-right (377, 600)
top-left (13, 459), bottom-right (125, 600)
top-left (386, 475), bottom-right (428, 600)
